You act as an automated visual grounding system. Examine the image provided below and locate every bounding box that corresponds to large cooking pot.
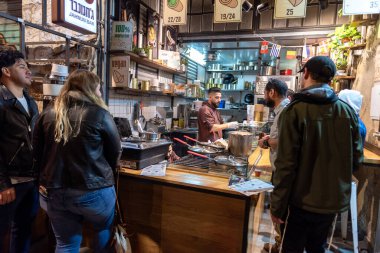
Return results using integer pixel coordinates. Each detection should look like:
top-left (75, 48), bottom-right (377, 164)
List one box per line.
top-left (228, 131), bottom-right (254, 157)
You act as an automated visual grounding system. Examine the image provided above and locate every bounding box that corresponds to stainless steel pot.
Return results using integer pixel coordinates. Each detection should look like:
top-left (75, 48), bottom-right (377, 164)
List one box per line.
top-left (228, 131), bottom-right (254, 157)
top-left (139, 131), bottom-right (160, 141)
top-left (260, 66), bottom-right (275, 76)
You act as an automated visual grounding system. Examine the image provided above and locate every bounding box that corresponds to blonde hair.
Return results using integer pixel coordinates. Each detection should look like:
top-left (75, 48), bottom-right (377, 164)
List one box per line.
top-left (54, 69), bottom-right (107, 144)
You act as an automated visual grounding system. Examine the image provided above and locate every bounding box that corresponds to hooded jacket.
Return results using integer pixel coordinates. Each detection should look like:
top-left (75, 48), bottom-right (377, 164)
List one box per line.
top-left (271, 84), bottom-right (363, 219)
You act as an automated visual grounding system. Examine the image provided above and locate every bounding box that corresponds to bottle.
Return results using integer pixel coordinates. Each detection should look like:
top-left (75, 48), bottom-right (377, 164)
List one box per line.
top-left (178, 113), bottom-right (185, 128)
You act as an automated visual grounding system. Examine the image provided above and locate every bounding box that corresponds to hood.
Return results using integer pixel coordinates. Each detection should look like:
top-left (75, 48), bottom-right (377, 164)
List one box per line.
top-left (338, 89), bottom-right (362, 115)
top-left (293, 83), bottom-right (338, 104)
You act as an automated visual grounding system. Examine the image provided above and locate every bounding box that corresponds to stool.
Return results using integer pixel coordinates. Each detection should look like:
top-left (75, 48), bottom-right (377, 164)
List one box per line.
top-left (341, 181), bottom-right (359, 253)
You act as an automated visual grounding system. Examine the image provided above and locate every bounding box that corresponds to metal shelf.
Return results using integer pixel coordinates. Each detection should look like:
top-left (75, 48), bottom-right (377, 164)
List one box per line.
top-left (207, 69), bottom-right (258, 74)
top-left (111, 87), bottom-right (201, 100)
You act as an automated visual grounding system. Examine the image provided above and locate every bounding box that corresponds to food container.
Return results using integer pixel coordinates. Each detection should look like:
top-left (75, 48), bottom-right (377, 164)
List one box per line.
top-left (139, 131), bottom-right (160, 141)
top-left (280, 69), bottom-right (293, 75)
top-left (131, 78), bottom-right (138, 89)
top-left (141, 80), bottom-right (150, 91)
top-left (228, 131), bottom-right (254, 157)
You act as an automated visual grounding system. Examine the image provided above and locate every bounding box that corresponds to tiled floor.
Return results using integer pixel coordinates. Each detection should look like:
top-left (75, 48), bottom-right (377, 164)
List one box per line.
top-left (250, 203), bottom-right (366, 253)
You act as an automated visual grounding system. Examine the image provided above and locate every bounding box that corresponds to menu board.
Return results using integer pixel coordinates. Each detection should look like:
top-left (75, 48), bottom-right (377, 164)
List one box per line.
top-left (274, 0), bottom-right (307, 19)
top-left (163, 0), bottom-right (188, 25)
top-left (214, 0), bottom-right (242, 23)
top-left (343, 0), bottom-right (380, 15)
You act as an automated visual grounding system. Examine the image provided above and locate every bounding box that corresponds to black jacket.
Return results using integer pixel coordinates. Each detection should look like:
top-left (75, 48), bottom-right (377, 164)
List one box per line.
top-left (0, 85), bottom-right (39, 191)
top-left (271, 84), bottom-right (363, 218)
top-left (33, 95), bottom-right (121, 190)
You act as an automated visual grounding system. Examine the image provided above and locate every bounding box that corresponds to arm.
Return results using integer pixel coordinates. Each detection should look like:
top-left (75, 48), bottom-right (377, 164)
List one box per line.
top-left (271, 107), bottom-right (301, 220)
top-left (102, 112), bottom-right (122, 173)
top-left (351, 114), bottom-right (363, 171)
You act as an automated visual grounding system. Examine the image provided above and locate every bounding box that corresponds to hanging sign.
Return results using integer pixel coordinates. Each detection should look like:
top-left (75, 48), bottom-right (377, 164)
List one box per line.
top-left (274, 0), bottom-right (307, 19)
top-left (214, 0), bottom-right (242, 23)
top-left (343, 0), bottom-right (380, 15)
top-left (52, 0), bottom-right (97, 34)
top-left (260, 41), bottom-right (269, 54)
top-left (111, 21), bottom-right (133, 51)
top-left (163, 0), bottom-right (187, 25)
top-left (110, 56), bottom-right (130, 88)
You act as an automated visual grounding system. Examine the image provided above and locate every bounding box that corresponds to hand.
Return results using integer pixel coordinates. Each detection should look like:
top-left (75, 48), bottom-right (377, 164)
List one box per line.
top-left (258, 135), bottom-right (270, 149)
top-left (227, 121), bottom-right (239, 129)
top-left (0, 187), bottom-right (16, 205)
top-left (271, 213), bottom-right (285, 224)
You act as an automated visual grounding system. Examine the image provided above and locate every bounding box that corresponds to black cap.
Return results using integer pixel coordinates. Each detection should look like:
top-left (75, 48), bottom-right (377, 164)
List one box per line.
top-left (299, 56), bottom-right (336, 81)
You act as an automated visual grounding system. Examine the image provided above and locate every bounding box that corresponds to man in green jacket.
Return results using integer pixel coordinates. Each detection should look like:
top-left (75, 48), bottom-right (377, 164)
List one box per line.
top-left (270, 56), bottom-right (363, 253)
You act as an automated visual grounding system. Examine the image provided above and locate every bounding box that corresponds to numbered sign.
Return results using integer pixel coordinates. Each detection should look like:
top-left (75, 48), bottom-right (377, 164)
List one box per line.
top-left (214, 0), bottom-right (242, 23)
top-left (110, 56), bottom-right (130, 87)
top-left (163, 0), bottom-right (187, 25)
top-left (343, 0), bottom-right (380, 15)
top-left (274, 0), bottom-right (307, 19)
top-left (111, 21), bottom-right (133, 51)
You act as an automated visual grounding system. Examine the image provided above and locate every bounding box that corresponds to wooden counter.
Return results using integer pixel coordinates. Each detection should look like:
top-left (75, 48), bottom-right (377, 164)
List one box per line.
top-left (118, 164), bottom-right (265, 253)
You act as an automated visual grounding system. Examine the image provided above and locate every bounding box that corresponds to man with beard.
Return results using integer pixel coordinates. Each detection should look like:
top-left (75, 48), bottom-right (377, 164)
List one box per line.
top-left (198, 87), bottom-right (238, 142)
top-left (258, 79), bottom-right (289, 253)
top-left (0, 49), bottom-right (39, 252)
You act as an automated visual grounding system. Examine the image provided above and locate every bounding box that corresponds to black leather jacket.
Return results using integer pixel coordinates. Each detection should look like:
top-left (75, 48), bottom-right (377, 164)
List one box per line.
top-left (0, 85), bottom-right (39, 191)
top-left (33, 96), bottom-right (121, 190)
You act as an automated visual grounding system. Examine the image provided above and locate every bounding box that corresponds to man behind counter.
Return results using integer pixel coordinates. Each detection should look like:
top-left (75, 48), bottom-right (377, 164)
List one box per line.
top-left (198, 87), bottom-right (238, 142)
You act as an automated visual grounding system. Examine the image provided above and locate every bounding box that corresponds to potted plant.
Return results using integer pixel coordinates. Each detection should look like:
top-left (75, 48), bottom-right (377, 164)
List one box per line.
top-left (327, 24), bottom-right (361, 71)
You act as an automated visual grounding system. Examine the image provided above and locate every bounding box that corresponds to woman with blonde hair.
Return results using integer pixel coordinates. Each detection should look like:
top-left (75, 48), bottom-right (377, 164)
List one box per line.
top-left (33, 69), bottom-right (121, 253)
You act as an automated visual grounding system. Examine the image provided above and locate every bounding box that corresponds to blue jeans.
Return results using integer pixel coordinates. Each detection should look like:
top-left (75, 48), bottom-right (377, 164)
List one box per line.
top-left (40, 186), bottom-right (116, 253)
top-left (0, 181), bottom-right (39, 253)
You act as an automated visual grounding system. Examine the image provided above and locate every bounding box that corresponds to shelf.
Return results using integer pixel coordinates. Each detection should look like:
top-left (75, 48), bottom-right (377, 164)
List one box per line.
top-left (343, 43), bottom-right (366, 50)
top-left (110, 50), bottom-right (185, 75)
top-left (111, 87), bottom-right (202, 100)
top-left (334, 76), bottom-right (356, 80)
top-left (26, 58), bottom-right (88, 65)
top-left (221, 89), bottom-right (251, 92)
top-left (207, 69), bottom-right (258, 73)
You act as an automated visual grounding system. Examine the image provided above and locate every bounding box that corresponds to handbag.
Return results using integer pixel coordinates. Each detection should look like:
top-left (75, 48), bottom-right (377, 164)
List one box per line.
top-left (112, 167), bottom-right (132, 253)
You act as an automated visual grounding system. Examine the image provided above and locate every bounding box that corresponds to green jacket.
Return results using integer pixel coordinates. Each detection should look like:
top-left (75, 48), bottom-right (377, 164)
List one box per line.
top-left (271, 84), bottom-right (363, 219)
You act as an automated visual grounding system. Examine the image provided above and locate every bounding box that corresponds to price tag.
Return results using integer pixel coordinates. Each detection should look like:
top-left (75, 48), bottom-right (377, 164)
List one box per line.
top-left (163, 0), bottom-right (187, 25)
top-left (343, 0), bottom-right (380, 15)
top-left (274, 0), bottom-right (307, 19)
top-left (214, 0), bottom-right (242, 23)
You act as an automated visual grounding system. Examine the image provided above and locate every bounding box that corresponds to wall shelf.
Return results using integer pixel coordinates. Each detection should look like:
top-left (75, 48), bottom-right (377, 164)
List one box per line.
top-left (335, 75), bottom-right (356, 80)
top-left (344, 43), bottom-right (366, 50)
top-left (111, 87), bottom-right (201, 100)
top-left (207, 70), bottom-right (258, 74)
top-left (110, 50), bottom-right (185, 75)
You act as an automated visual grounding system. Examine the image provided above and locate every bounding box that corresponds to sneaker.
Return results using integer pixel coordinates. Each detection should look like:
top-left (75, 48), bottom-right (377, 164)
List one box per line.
top-left (263, 242), bottom-right (280, 253)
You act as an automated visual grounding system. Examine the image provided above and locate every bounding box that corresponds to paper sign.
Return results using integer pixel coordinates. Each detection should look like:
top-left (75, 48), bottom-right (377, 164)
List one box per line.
top-left (286, 50), bottom-right (297, 59)
top-left (110, 56), bottom-right (130, 87)
top-left (163, 0), bottom-right (187, 25)
top-left (343, 0), bottom-right (380, 15)
top-left (214, 0), bottom-right (242, 23)
top-left (229, 178), bottom-right (274, 196)
top-left (111, 21), bottom-right (133, 51)
top-left (274, 0), bottom-right (307, 19)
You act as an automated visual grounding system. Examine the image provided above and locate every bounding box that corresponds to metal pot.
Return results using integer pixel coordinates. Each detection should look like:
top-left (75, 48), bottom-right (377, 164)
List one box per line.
top-left (228, 131), bottom-right (254, 157)
top-left (139, 131), bottom-right (160, 141)
top-left (260, 66), bottom-right (275, 76)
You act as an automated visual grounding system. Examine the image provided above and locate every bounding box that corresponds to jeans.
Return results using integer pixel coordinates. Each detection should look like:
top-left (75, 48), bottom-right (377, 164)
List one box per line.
top-left (40, 186), bottom-right (116, 253)
top-left (282, 206), bottom-right (336, 253)
top-left (0, 181), bottom-right (39, 253)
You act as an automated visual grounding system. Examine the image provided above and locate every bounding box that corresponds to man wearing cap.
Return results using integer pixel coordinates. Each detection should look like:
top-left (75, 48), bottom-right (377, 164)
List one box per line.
top-left (198, 87), bottom-right (238, 142)
top-left (270, 56), bottom-right (363, 252)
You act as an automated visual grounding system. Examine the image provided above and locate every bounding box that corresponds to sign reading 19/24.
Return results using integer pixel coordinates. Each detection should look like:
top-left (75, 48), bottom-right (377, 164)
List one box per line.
top-left (220, 13), bottom-right (236, 20)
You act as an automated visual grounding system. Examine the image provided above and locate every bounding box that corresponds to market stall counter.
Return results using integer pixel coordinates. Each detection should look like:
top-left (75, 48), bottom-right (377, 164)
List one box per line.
top-left (118, 148), bottom-right (271, 253)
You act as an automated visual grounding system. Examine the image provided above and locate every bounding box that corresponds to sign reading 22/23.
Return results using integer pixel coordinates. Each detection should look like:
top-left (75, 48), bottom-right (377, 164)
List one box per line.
top-left (220, 13), bottom-right (236, 20)
top-left (167, 17), bottom-right (181, 23)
